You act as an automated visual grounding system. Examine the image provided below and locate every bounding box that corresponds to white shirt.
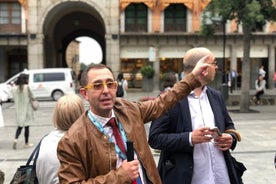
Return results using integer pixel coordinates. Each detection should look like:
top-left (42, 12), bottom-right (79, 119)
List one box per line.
top-left (259, 68), bottom-right (266, 77)
top-left (36, 129), bottom-right (66, 184)
top-left (188, 87), bottom-right (230, 184)
top-left (122, 79), bottom-right (128, 97)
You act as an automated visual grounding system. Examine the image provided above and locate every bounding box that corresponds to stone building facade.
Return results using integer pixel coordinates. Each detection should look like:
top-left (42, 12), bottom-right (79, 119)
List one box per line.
top-left (1, 0), bottom-right (276, 90)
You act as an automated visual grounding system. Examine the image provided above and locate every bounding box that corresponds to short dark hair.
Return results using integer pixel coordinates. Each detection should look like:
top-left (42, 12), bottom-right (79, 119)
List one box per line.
top-left (80, 64), bottom-right (114, 87)
top-left (16, 73), bottom-right (28, 85)
top-left (117, 73), bottom-right (123, 81)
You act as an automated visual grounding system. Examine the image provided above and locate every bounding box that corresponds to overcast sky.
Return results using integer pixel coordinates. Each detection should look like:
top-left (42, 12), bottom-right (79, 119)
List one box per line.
top-left (76, 36), bottom-right (103, 65)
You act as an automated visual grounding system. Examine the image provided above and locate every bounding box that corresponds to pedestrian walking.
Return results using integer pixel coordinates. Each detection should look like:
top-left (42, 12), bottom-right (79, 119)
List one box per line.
top-left (11, 73), bottom-right (34, 149)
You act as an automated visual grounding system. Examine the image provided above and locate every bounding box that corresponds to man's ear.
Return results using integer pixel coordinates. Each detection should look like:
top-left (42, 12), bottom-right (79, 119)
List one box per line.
top-left (79, 88), bottom-right (87, 98)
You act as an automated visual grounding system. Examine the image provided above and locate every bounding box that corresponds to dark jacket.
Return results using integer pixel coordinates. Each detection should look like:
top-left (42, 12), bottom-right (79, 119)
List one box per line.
top-left (148, 87), bottom-right (245, 184)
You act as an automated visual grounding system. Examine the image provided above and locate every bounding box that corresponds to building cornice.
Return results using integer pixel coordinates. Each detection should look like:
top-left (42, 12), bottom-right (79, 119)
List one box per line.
top-left (119, 32), bottom-right (276, 46)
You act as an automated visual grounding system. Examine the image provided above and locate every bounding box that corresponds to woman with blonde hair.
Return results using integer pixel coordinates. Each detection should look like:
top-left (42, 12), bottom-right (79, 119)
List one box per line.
top-left (36, 94), bottom-right (85, 184)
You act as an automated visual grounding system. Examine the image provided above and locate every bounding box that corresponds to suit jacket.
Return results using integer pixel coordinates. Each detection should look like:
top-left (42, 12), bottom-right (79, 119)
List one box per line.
top-left (148, 87), bottom-right (241, 184)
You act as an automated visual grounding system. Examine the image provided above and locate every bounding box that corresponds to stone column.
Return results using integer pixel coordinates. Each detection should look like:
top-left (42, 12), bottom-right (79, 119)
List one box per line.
top-left (106, 34), bottom-right (120, 77)
top-left (268, 44), bottom-right (275, 89)
top-left (230, 44), bottom-right (237, 71)
top-left (28, 33), bottom-right (44, 69)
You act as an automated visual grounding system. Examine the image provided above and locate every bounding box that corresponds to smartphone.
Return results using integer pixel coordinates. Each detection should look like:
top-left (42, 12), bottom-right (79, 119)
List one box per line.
top-left (210, 127), bottom-right (222, 139)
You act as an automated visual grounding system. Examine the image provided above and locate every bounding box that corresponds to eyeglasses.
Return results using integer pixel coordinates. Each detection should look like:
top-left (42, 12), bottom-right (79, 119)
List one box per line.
top-left (84, 81), bottom-right (118, 90)
top-left (209, 61), bottom-right (217, 66)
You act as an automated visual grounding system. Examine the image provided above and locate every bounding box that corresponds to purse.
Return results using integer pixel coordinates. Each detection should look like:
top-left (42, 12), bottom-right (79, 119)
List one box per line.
top-left (31, 100), bottom-right (39, 111)
top-left (27, 87), bottom-right (39, 111)
top-left (10, 136), bottom-right (45, 184)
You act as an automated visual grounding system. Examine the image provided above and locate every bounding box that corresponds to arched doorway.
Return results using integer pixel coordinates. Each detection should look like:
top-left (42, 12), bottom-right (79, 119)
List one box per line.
top-left (43, 1), bottom-right (106, 68)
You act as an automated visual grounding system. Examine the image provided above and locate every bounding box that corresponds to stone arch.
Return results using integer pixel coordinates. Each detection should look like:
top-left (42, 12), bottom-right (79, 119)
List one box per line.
top-left (41, 0), bottom-right (107, 67)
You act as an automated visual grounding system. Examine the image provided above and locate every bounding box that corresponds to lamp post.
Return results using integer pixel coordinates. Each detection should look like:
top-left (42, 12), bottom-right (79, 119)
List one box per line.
top-left (222, 20), bottom-right (227, 84)
top-left (212, 17), bottom-right (228, 100)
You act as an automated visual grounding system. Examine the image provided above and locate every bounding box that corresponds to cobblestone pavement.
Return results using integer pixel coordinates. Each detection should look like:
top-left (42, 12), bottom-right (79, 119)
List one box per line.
top-left (0, 89), bottom-right (276, 183)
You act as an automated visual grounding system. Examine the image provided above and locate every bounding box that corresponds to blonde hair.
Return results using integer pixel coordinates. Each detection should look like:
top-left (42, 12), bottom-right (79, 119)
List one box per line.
top-left (52, 94), bottom-right (85, 131)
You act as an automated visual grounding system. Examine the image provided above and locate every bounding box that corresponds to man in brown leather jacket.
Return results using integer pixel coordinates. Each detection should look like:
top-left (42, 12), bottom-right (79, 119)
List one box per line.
top-left (57, 56), bottom-right (211, 184)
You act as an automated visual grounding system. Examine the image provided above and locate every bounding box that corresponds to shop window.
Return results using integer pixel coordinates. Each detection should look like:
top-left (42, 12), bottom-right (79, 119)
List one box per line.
top-left (125, 3), bottom-right (147, 32)
top-left (164, 4), bottom-right (187, 32)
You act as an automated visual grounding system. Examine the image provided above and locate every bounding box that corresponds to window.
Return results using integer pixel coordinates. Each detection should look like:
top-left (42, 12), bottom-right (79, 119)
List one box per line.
top-left (0, 2), bottom-right (21, 25)
top-left (33, 73), bottom-right (65, 82)
top-left (0, 3), bottom-right (9, 24)
top-left (11, 3), bottom-right (20, 24)
top-left (164, 4), bottom-right (187, 32)
top-left (252, 22), bottom-right (264, 32)
top-left (125, 3), bottom-right (147, 32)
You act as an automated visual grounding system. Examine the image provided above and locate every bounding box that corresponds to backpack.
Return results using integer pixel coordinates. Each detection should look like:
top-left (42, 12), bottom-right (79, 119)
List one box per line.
top-left (116, 80), bottom-right (124, 97)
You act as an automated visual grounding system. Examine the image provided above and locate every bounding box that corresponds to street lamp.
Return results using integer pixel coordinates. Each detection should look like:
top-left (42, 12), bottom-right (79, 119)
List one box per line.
top-left (222, 20), bottom-right (227, 84)
top-left (212, 17), bottom-right (228, 100)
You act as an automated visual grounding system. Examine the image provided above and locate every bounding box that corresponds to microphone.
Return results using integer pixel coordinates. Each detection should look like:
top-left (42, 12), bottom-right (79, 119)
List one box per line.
top-left (126, 141), bottom-right (134, 161)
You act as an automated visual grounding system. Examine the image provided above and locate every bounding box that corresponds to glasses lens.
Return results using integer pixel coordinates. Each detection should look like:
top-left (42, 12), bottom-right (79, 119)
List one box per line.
top-left (87, 81), bottom-right (117, 90)
top-left (92, 83), bottom-right (104, 90)
top-left (106, 82), bottom-right (117, 89)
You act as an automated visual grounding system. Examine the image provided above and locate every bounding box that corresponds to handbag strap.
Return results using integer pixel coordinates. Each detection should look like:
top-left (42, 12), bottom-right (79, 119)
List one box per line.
top-left (27, 86), bottom-right (35, 101)
top-left (26, 134), bottom-right (48, 165)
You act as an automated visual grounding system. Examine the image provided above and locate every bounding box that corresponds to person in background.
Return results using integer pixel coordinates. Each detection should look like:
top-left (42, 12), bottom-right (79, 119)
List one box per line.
top-left (258, 65), bottom-right (266, 78)
top-left (161, 72), bottom-right (177, 93)
top-left (36, 94), bottom-right (85, 184)
top-left (57, 60), bottom-right (211, 183)
top-left (228, 68), bottom-right (238, 93)
top-left (273, 71), bottom-right (276, 88)
top-left (0, 92), bottom-right (4, 128)
top-left (0, 169), bottom-right (4, 184)
top-left (174, 72), bottom-right (179, 82)
top-left (0, 85), bottom-right (11, 128)
top-left (0, 99), bottom-right (3, 128)
top-left (11, 73), bottom-right (34, 149)
top-left (180, 71), bottom-right (185, 80)
top-left (116, 72), bottom-right (128, 98)
top-left (252, 74), bottom-right (266, 105)
top-left (78, 70), bottom-right (83, 82)
top-left (148, 47), bottom-right (245, 184)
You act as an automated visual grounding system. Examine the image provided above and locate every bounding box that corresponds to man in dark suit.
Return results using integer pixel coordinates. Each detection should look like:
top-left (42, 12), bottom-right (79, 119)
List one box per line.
top-left (148, 47), bottom-right (245, 184)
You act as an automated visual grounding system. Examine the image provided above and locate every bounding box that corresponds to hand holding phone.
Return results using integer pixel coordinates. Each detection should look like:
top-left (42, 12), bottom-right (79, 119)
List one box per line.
top-left (210, 127), bottom-right (222, 139)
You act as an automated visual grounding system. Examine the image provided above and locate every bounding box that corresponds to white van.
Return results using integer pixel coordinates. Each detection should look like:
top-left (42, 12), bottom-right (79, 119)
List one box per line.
top-left (0, 68), bottom-right (76, 101)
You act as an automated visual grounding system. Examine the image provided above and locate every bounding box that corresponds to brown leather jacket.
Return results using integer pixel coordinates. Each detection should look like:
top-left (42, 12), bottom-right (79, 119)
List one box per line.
top-left (57, 73), bottom-right (200, 184)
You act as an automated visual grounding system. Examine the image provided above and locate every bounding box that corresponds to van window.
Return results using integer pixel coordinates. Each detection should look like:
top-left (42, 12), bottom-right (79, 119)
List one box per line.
top-left (33, 73), bottom-right (65, 82)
